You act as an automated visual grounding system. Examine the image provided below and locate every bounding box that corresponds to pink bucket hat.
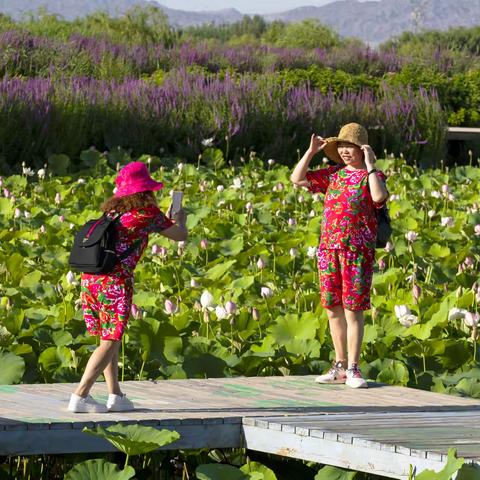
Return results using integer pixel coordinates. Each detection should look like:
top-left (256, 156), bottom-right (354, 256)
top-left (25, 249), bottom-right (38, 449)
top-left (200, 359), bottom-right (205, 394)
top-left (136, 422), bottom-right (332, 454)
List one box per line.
top-left (114, 162), bottom-right (163, 198)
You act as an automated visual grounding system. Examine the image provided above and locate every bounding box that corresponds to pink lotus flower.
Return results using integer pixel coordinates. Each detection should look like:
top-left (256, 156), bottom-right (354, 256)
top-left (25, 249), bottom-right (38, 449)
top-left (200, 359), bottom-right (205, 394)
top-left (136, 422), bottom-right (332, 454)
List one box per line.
top-left (3, 188), bottom-right (10, 198)
top-left (261, 286), bottom-right (273, 298)
top-left (378, 258), bottom-right (386, 271)
top-left (405, 231), bottom-right (418, 242)
top-left (412, 284), bottom-right (422, 302)
top-left (474, 225), bottom-right (480, 236)
top-left (464, 312), bottom-right (479, 327)
top-left (257, 257), bottom-right (265, 269)
top-left (200, 239), bottom-right (208, 249)
top-left (225, 300), bottom-right (237, 315)
top-left (384, 241), bottom-right (394, 252)
top-left (164, 299), bottom-right (178, 315)
top-left (59, 215), bottom-right (65, 222)
top-left (131, 304), bottom-right (142, 320)
top-left (288, 218), bottom-right (296, 226)
top-left (441, 217), bottom-right (454, 227)
top-left (251, 307), bottom-right (260, 321)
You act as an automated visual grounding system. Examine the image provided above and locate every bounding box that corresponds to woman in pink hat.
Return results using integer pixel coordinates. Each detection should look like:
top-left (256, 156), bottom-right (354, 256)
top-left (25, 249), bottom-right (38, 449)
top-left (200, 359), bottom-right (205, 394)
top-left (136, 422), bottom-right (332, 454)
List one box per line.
top-left (68, 162), bottom-right (187, 413)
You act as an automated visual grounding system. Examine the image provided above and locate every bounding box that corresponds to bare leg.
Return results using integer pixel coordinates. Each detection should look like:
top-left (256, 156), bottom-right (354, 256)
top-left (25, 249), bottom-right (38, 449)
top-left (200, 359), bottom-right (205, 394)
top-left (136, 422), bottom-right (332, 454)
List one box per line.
top-left (325, 305), bottom-right (348, 367)
top-left (74, 340), bottom-right (119, 397)
top-left (344, 309), bottom-right (365, 366)
top-left (103, 342), bottom-right (122, 395)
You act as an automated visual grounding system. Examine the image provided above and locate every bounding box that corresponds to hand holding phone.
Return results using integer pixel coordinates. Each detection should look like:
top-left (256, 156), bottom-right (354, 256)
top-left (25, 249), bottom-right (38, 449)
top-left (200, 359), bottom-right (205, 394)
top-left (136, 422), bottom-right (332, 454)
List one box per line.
top-left (171, 191), bottom-right (183, 216)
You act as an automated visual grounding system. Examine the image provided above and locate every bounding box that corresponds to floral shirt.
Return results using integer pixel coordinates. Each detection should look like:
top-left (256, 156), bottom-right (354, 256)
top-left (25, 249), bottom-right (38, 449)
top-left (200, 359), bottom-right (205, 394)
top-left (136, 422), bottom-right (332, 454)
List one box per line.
top-left (82, 206), bottom-right (174, 281)
top-left (306, 165), bottom-right (387, 251)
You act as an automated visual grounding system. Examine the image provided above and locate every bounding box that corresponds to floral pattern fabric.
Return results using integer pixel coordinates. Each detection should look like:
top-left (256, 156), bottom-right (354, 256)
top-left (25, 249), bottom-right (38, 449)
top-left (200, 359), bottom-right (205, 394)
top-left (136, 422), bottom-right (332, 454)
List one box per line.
top-left (306, 165), bottom-right (387, 251)
top-left (317, 248), bottom-right (375, 311)
top-left (81, 206), bottom-right (174, 340)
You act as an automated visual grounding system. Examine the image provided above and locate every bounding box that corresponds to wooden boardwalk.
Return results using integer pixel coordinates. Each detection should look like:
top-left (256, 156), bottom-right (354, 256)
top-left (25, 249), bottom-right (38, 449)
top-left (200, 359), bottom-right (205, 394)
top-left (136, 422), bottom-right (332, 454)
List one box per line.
top-left (0, 376), bottom-right (479, 479)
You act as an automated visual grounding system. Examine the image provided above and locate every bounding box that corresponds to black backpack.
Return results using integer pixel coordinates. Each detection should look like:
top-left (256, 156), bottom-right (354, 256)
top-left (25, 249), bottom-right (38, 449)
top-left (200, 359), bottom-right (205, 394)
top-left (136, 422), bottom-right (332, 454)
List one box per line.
top-left (375, 205), bottom-right (392, 248)
top-left (68, 214), bottom-right (134, 274)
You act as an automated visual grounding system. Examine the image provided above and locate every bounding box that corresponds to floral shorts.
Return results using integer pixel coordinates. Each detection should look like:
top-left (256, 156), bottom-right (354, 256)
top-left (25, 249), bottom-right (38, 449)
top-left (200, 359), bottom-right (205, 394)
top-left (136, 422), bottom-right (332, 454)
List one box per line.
top-left (317, 248), bottom-right (375, 311)
top-left (80, 275), bottom-right (133, 341)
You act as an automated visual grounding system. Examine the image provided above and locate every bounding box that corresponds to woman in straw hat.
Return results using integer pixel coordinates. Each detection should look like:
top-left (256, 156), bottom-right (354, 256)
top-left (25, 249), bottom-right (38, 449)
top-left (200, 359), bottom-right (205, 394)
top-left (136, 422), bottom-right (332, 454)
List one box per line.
top-left (291, 123), bottom-right (389, 388)
top-left (68, 161), bottom-right (188, 413)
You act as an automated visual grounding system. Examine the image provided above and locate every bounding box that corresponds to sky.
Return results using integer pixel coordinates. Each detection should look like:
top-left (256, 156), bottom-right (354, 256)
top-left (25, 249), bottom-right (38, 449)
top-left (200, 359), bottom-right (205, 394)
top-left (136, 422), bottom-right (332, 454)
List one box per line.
top-left (154, 0), bottom-right (376, 14)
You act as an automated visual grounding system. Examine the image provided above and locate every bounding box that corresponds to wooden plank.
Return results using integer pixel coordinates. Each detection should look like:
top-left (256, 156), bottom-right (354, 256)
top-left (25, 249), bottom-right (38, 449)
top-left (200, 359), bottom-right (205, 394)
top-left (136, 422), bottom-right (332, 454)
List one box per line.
top-left (447, 127), bottom-right (480, 141)
top-left (0, 422), bottom-right (241, 456)
top-left (242, 425), bottom-right (445, 480)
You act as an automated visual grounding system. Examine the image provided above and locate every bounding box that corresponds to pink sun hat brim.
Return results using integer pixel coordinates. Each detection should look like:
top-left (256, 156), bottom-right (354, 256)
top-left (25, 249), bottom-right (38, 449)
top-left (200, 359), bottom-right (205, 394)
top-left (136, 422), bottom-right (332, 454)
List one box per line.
top-left (114, 161), bottom-right (164, 198)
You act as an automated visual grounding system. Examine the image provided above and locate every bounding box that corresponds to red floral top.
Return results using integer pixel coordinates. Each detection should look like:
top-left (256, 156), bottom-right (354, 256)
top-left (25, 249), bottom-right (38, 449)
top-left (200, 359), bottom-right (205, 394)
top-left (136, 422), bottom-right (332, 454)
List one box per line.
top-left (306, 165), bottom-right (387, 251)
top-left (82, 206), bottom-right (174, 280)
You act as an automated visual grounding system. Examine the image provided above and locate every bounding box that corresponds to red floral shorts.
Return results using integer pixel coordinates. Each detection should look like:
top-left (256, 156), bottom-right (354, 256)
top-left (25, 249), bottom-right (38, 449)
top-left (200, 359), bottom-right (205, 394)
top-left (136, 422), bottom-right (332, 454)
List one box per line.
top-left (317, 248), bottom-right (375, 311)
top-left (80, 275), bottom-right (133, 341)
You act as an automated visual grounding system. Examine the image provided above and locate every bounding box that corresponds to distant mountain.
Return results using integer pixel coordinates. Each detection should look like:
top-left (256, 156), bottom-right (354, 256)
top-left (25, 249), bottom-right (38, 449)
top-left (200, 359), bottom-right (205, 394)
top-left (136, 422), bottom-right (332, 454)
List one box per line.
top-left (264, 0), bottom-right (480, 44)
top-left (0, 0), bottom-right (244, 25)
top-left (0, 0), bottom-right (479, 44)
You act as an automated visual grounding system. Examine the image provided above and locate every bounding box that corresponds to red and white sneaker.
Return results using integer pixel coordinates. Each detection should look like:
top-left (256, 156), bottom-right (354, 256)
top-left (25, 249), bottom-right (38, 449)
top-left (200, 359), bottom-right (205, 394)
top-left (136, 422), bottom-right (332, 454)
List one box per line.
top-left (315, 361), bottom-right (347, 384)
top-left (345, 364), bottom-right (368, 389)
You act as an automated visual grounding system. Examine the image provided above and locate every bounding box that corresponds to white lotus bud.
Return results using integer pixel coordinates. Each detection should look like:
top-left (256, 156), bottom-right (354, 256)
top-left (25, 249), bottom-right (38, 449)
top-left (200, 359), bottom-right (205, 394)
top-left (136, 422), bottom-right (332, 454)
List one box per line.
top-left (261, 287), bottom-right (273, 298)
top-left (215, 305), bottom-right (228, 320)
top-left (200, 290), bottom-right (214, 309)
top-left (394, 305), bottom-right (411, 319)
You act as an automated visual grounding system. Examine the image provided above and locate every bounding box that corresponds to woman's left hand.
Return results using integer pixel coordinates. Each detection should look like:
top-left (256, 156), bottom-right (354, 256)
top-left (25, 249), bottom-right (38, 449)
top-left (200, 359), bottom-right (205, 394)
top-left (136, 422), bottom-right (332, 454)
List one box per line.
top-left (361, 145), bottom-right (376, 168)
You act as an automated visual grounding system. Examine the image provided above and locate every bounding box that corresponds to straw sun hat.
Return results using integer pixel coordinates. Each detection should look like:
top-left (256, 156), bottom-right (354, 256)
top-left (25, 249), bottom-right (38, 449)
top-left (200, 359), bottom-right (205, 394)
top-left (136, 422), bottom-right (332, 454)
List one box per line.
top-left (323, 123), bottom-right (368, 164)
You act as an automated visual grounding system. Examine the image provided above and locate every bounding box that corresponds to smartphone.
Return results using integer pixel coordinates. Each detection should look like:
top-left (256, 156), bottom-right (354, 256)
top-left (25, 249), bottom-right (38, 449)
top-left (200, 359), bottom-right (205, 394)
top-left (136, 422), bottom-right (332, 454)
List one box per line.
top-left (171, 191), bottom-right (183, 215)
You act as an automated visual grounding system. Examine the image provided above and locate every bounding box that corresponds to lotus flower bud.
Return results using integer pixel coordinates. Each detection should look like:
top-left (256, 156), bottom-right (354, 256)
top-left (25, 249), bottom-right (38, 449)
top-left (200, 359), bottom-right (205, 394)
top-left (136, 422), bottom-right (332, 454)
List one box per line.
top-left (427, 210), bottom-right (436, 218)
top-left (66, 271), bottom-right (77, 285)
top-left (474, 225), bottom-right (480, 236)
top-left (54, 193), bottom-right (61, 205)
top-left (267, 159), bottom-right (275, 166)
top-left (448, 307), bottom-right (468, 321)
top-left (405, 231), bottom-right (418, 242)
top-left (3, 188), bottom-right (10, 198)
top-left (216, 185), bottom-right (224, 192)
top-left (398, 314), bottom-right (418, 327)
top-left (298, 195), bottom-right (304, 203)
top-left (307, 246), bottom-right (317, 258)
top-left (152, 244), bottom-right (160, 255)
top-left (276, 182), bottom-right (284, 191)
top-left (394, 305), bottom-right (411, 319)
top-left (39, 225), bottom-right (46, 234)
top-left (200, 239), bottom-right (208, 250)
top-left (245, 202), bottom-right (253, 214)
top-left (257, 257), bottom-right (265, 269)
top-left (412, 283), bottom-right (422, 302)
top-left (164, 299), bottom-right (178, 315)
top-left (441, 217), bottom-right (454, 227)
top-left (288, 218), bottom-right (296, 226)
top-left (252, 307), bottom-right (260, 321)
top-left (261, 287), bottom-right (273, 298)
top-left (200, 290), bottom-right (214, 309)
top-left (14, 208), bottom-right (21, 219)
top-left (37, 168), bottom-right (46, 179)
top-left (464, 312), bottom-right (479, 327)
top-left (378, 258), bottom-right (386, 271)
top-left (190, 278), bottom-right (199, 288)
top-left (289, 248), bottom-right (297, 258)
top-left (193, 301), bottom-right (202, 311)
top-left (441, 184), bottom-right (450, 194)
top-left (225, 300), bottom-right (237, 315)
top-left (215, 305), bottom-right (227, 320)
top-left (59, 215), bottom-right (65, 222)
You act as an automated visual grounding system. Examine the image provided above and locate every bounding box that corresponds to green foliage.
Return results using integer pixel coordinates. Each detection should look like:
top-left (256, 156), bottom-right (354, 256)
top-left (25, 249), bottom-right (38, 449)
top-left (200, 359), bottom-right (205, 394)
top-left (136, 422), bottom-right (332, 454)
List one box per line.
top-left (415, 448), bottom-right (464, 479)
top-left (196, 463), bottom-right (248, 480)
top-left (65, 459), bottom-right (135, 480)
top-left (240, 461), bottom-right (277, 480)
top-left (315, 465), bottom-right (357, 479)
top-left (0, 350), bottom-right (25, 384)
top-left (83, 424), bottom-right (180, 456)
top-left (272, 19), bottom-right (341, 50)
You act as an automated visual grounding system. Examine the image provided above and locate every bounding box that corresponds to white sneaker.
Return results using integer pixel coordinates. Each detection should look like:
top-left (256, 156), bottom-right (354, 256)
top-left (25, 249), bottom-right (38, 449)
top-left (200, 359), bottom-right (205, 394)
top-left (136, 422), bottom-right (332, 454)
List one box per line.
top-left (345, 364), bottom-right (368, 389)
top-left (315, 361), bottom-right (347, 384)
top-left (68, 394), bottom-right (108, 413)
top-left (106, 394), bottom-right (135, 412)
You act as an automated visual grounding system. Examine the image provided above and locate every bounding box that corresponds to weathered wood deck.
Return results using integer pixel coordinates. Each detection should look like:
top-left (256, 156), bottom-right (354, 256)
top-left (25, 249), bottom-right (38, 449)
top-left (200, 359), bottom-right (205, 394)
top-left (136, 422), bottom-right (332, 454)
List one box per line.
top-left (447, 126), bottom-right (480, 141)
top-left (0, 376), bottom-right (479, 479)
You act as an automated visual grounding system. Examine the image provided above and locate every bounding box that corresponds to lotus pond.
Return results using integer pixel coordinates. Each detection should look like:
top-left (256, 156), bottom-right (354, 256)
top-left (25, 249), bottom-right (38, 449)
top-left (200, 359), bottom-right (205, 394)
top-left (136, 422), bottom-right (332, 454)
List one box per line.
top-left (0, 149), bottom-right (479, 479)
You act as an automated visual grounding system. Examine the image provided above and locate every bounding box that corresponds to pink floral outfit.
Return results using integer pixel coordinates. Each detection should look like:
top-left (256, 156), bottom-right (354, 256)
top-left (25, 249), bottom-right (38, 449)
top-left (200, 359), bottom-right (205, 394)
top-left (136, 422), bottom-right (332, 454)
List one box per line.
top-left (306, 165), bottom-right (387, 311)
top-left (80, 206), bottom-right (173, 340)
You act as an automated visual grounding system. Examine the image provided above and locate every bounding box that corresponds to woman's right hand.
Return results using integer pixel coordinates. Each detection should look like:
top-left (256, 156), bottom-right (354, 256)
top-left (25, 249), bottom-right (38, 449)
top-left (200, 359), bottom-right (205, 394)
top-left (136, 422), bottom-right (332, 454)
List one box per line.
top-left (172, 208), bottom-right (187, 227)
top-left (308, 134), bottom-right (327, 154)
